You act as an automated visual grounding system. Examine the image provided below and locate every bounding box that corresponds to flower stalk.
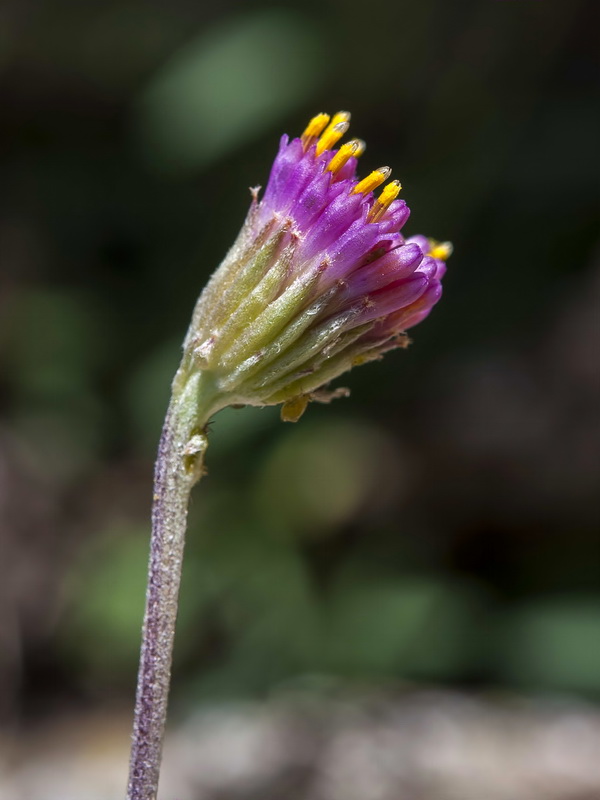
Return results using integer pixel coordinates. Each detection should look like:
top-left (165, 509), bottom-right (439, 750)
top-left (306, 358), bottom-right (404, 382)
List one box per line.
top-left (126, 371), bottom-right (212, 800)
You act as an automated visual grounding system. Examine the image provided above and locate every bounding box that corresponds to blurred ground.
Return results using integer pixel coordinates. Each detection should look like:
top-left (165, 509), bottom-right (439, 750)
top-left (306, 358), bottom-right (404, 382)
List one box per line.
top-left (0, 0), bottom-right (598, 795)
top-left (3, 693), bottom-right (600, 800)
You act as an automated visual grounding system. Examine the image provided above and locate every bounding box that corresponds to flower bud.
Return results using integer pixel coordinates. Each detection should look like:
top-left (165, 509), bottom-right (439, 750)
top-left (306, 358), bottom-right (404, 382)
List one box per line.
top-left (178, 113), bottom-right (451, 421)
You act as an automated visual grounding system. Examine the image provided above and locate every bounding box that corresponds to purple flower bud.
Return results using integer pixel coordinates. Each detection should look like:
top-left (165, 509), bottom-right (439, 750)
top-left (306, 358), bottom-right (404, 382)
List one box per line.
top-left (182, 112), bottom-right (451, 420)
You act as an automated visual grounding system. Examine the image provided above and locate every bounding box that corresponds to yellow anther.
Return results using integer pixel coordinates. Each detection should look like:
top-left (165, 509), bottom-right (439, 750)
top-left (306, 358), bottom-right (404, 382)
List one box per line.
top-left (428, 240), bottom-right (454, 260)
top-left (316, 121), bottom-right (350, 156)
top-left (323, 111), bottom-right (351, 135)
top-left (301, 113), bottom-right (331, 148)
top-left (315, 111), bottom-right (350, 156)
top-left (352, 139), bottom-right (366, 158)
top-left (327, 139), bottom-right (362, 174)
top-left (352, 166), bottom-right (392, 195)
top-left (368, 179), bottom-right (402, 222)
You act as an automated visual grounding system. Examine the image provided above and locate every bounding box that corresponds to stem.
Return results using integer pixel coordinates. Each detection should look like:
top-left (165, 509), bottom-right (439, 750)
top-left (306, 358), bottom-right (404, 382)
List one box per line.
top-left (127, 371), bottom-right (213, 800)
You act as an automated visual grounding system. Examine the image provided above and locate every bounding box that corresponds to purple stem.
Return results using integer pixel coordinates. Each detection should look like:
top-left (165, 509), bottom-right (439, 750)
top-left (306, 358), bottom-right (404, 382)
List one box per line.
top-left (127, 374), bottom-right (209, 800)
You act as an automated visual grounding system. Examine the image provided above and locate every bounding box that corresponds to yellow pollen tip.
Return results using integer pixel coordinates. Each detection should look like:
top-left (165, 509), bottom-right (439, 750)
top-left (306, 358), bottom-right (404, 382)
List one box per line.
top-left (352, 139), bottom-right (366, 158)
top-left (301, 113), bottom-right (331, 148)
top-left (316, 120), bottom-right (350, 156)
top-left (325, 111), bottom-right (351, 132)
top-left (327, 139), bottom-right (362, 174)
top-left (367, 179), bottom-right (402, 222)
top-left (428, 240), bottom-right (454, 260)
top-left (352, 166), bottom-right (392, 195)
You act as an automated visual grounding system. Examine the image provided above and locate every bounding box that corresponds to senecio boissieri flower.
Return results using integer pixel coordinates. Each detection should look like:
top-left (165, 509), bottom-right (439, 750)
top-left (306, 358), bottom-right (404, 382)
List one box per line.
top-left (177, 111), bottom-right (451, 424)
top-left (128, 112), bottom-right (452, 799)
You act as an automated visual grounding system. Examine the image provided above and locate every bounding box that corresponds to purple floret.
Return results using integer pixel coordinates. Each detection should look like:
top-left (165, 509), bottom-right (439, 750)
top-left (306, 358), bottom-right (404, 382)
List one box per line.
top-left (188, 113), bottom-right (451, 411)
top-left (255, 131), bottom-right (446, 339)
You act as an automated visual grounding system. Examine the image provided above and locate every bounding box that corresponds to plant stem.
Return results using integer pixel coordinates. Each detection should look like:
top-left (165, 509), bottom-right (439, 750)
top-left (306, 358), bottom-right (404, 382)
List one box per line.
top-left (127, 371), bottom-right (213, 800)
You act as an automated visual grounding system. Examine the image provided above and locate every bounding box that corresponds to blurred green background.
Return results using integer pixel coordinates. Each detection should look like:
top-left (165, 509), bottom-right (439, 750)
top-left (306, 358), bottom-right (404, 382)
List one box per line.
top-left (0, 0), bottom-right (598, 732)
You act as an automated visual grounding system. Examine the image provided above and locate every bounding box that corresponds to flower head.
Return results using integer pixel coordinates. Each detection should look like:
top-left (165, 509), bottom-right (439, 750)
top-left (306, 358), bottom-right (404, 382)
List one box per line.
top-left (180, 112), bottom-right (451, 421)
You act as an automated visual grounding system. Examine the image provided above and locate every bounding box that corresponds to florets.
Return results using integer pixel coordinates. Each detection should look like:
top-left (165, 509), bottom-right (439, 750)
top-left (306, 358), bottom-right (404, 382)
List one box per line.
top-left (180, 112), bottom-right (451, 421)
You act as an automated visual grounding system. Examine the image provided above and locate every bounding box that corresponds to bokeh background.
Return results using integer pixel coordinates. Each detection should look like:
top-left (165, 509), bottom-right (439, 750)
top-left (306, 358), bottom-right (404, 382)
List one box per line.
top-left (1, 0), bottom-right (599, 797)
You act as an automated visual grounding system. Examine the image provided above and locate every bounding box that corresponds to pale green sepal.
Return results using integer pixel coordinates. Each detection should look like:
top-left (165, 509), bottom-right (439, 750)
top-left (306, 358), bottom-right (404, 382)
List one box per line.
top-left (207, 231), bottom-right (298, 363)
top-left (245, 308), bottom-right (368, 392)
top-left (216, 283), bottom-right (340, 393)
top-left (258, 329), bottom-right (392, 406)
top-left (216, 259), bottom-right (325, 372)
top-left (245, 334), bottom-right (364, 404)
top-left (263, 326), bottom-right (410, 405)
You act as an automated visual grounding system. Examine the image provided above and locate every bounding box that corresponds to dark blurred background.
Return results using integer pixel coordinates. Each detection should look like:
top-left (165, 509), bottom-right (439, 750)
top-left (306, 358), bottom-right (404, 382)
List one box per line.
top-left (1, 0), bottom-right (599, 797)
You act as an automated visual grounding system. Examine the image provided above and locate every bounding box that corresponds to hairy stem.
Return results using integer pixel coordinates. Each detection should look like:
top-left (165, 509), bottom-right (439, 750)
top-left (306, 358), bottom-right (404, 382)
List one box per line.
top-left (127, 371), bottom-right (213, 800)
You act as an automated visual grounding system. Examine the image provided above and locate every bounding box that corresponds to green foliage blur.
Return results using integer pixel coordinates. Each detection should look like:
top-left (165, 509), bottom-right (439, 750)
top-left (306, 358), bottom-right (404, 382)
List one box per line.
top-left (0, 0), bottom-right (598, 720)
